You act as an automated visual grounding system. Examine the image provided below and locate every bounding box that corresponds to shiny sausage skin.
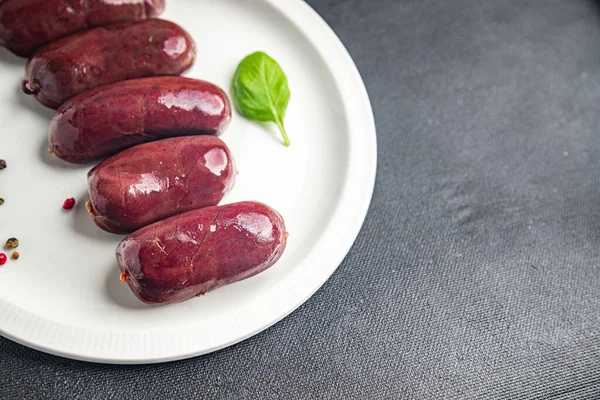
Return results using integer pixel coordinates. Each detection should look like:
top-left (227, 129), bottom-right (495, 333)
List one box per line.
top-left (49, 77), bottom-right (231, 164)
top-left (23, 19), bottom-right (195, 109)
top-left (116, 201), bottom-right (288, 304)
top-left (87, 136), bottom-right (236, 234)
top-left (0, 0), bottom-right (165, 57)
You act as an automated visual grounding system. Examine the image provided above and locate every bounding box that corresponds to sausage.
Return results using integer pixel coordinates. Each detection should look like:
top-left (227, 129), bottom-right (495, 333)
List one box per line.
top-left (49, 77), bottom-right (231, 164)
top-left (0, 0), bottom-right (165, 57)
top-left (22, 19), bottom-right (196, 109)
top-left (87, 136), bottom-right (236, 234)
top-left (116, 201), bottom-right (288, 304)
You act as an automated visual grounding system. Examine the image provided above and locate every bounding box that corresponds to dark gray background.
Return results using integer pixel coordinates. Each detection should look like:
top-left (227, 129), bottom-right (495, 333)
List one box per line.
top-left (2, 0), bottom-right (600, 398)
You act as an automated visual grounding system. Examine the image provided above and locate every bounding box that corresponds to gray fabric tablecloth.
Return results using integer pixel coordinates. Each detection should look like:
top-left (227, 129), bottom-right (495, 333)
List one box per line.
top-left (3, 0), bottom-right (600, 398)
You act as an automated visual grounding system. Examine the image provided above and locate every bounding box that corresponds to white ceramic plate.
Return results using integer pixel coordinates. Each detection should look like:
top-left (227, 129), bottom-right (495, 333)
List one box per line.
top-left (0, 0), bottom-right (376, 364)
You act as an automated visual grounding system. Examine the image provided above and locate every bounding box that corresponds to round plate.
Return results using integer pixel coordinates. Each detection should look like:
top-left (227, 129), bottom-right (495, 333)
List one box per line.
top-left (0, 0), bottom-right (376, 364)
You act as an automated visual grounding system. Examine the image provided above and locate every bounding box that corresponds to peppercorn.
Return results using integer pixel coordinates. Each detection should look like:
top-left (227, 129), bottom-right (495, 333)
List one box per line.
top-left (11, 252), bottom-right (19, 260)
top-left (0, 198), bottom-right (4, 206)
top-left (0, 253), bottom-right (6, 265)
top-left (63, 197), bottom-right (76, 210)
top-left (86, 200), bottom-right (96, 216)
top-left (5, 238), bottom-right (18, 249)
top-left (0, 159), bottom-right (6, 169)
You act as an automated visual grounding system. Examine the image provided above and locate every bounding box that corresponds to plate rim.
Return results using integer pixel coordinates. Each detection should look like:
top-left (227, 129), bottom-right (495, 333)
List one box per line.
top-left (0, 0), bottom-right (377, 364)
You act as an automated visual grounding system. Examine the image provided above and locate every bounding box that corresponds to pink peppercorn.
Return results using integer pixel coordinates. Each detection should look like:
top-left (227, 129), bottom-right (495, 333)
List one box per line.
top-left (62, 198), bottom-right (76, 210)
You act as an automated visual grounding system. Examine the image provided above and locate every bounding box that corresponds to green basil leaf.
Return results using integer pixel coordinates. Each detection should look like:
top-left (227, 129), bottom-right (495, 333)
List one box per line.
top-left (232, 51), bottom-right (291, 146)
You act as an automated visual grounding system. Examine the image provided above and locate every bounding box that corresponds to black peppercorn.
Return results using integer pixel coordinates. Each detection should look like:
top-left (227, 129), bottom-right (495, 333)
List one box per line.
top-left (5, 238), bottom-right (19, 249)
